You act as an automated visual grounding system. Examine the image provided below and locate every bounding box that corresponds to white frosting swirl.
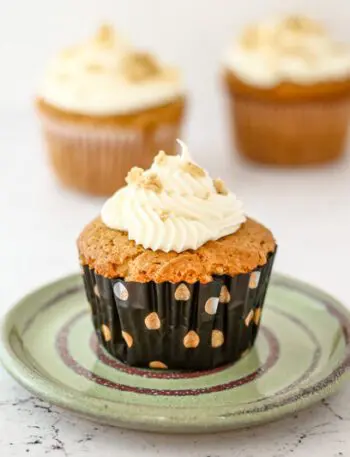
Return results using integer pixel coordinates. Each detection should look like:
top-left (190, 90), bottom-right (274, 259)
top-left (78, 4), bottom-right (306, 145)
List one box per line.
top-left (224, 15), bottom-right (350, 87)
top-left (101, 141), bottom-right (246, 253)
top-left (39, 25), bottom-right (184, 115)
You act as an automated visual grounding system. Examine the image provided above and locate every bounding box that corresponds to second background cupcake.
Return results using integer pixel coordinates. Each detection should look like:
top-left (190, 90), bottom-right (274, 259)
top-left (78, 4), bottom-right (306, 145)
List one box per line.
top-left (222, 15), bottom-right (350, 166)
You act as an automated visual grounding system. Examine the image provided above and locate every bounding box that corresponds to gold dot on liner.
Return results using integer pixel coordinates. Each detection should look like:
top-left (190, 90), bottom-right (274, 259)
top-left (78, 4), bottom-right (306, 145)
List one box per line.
top-left (144, 312), bottom-right (161, 330)
top-left (183, 330), bottom-right (200, 348)
top-left (93, 283), bottom-right (100, 298)
top-left (122, 330), bottom-right (133, 348)
top-left (219, 285), bottom-right (231, 304)
top-left (174, 284), bottom-right (191, 301)
top-left (149, 361), bottom-right (168, 369)
top-left (254, 308), bottom-right (262, 325)
top-left (244, 309), bottom-right (254, 327)
top-left (249, 271), bottom-right (261, 289)
top-left (113, 282), bottom-right (129, 301)
top-left (211, 330), bottom-right (224, 348)
top-left (204, 297), bottom-right (219, 315)
top-left (101, 324), bottom-right (111, 342)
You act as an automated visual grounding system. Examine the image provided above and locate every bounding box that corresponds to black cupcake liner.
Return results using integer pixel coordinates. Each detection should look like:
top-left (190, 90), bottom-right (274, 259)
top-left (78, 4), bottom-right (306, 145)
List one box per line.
top-left (82, 250), bottom-right (276, 370)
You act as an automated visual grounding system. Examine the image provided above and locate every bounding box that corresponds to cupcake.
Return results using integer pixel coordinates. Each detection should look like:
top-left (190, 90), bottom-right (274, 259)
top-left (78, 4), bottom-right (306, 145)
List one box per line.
top-left (36, 24), bottom-right (185, 195)
top-left (78, 141), bottom-right (276, 370)
top-left (223, 15), bottom-right (350, 165)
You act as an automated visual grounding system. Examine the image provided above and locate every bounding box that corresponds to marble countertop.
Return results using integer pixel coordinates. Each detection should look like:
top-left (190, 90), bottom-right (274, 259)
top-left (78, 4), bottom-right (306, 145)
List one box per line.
top-left (1, 112), bottom-right (350, 456)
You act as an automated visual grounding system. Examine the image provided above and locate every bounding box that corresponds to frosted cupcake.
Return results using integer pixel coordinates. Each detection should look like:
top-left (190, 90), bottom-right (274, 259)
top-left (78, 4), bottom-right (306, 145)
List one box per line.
top-left (78, 141), bottom-right (276, 370)
top-left (223, 15), bottom-right (350, 165)
top-left (36, 24), bottom-right (185, 195)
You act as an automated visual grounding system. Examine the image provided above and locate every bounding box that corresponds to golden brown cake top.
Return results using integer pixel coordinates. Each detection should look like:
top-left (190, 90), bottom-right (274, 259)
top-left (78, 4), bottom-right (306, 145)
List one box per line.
top-left (77, 217), bottom-right (276, 283)
top-left (36, 96), bottom-right (185, 126)
top-left (224, 69), bottom-right (350, 102)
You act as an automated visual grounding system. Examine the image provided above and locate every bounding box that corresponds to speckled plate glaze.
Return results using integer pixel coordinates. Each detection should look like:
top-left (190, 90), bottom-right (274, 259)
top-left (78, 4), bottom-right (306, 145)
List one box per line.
top-left (1, 273), bottom-right (350, 433)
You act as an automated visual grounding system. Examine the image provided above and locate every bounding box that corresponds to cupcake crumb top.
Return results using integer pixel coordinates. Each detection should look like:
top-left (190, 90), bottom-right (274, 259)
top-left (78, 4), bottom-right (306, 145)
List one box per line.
top-left (78, 217), bottom-right (276, 283)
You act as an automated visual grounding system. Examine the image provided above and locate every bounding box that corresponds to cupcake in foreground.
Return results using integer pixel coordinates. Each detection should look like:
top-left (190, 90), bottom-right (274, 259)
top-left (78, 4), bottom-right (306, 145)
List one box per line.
top-left (78, 141), bottom-right (276, 370)
top-left (223, 15), bottom-right (350, 165)
top-left (36, 24), bottom-right (185, 195)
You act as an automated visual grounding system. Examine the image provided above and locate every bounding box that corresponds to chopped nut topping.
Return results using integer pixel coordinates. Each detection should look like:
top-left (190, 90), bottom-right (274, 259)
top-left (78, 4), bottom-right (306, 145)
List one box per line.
top-left (86, 63), bottom-right (104, 72)
top-left (213, 178), bottom-right (228, 196)
top-left (156, 209), bottom-right (170, 221)
top-left (240, 26), bottom-right (260, 49)
top-left (282, 15), bottom-right (324, 35)
top-left (181, 161), bottom-right (206, 178)
top-left (95, 24), bottom-right (114, 44)
top-left (125, 167), bottom-right (144, 185)
top-left (139, 173), bottom-right (163, 193)
top-left (154, 150), bottom-right (167, 165)
top-left (122, 52), bottom-right (161, 82)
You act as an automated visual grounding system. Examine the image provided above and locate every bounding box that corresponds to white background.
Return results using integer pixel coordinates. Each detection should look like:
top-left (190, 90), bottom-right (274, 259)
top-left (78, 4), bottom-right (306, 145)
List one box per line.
top-left (1, 1), bottom-right (350, 456)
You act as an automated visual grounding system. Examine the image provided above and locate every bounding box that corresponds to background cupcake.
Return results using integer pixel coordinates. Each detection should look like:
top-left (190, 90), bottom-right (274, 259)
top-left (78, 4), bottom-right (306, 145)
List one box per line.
top-left (36, 24), bottom-right (185, 195)
top-left (78, 141), bottom-right (276, 370)
top-left (223, 15), bottom-right (350, 166)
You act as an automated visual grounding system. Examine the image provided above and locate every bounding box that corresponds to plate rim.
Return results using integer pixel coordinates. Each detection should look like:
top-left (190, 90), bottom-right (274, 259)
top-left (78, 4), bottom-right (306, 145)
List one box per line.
top-left (1, 272), bottom-right (350, 433)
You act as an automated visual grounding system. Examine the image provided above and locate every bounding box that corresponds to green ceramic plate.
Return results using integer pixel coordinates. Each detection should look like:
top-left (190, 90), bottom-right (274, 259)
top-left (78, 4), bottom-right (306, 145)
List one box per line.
top-left (0, 273), bottom-right (349, 433)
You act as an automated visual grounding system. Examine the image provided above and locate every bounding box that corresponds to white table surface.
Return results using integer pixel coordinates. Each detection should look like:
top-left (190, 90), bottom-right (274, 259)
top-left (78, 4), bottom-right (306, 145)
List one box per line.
top-left (1, 111), bottom-right (350, 456)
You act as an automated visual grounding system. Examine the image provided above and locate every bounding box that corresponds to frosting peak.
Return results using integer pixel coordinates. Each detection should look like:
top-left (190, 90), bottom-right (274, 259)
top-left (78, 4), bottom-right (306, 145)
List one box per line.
top-left (39, 24), bottom-right (184, 115)
top-left (101, 141), bottom-right (246, 253)
top-left (224, 15), bottom-right (350, 87)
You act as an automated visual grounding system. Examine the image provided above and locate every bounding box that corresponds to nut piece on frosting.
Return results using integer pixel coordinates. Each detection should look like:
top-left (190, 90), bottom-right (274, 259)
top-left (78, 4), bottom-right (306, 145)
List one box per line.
top-left (181, 161), bottom-right (206, 178)
top-left (240, 26), bottom-right (260, 50)
top-left (94, 23), bottom-right (115, 45)
top-left (139, 173), bottom-right (163, 193)
top-left (281, 15), bottom-right (324, 34)
top-left (213, 178), bottom-right (228, 196)
top-left (122, 52), bottom-right (161, 82)
top-left (126, 167), bottom-right (163, 193)
top-left (156, 209), bottom-right (170, 221)
top-left (126, 167), bottom-right (144, 185)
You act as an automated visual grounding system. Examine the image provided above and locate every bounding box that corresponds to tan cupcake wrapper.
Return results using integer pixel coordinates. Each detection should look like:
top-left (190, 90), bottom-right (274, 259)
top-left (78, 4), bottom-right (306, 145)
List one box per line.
top-left (227, 94), bottom-right (350, 166)
top-left (38, 112), bottom-right (183, 196)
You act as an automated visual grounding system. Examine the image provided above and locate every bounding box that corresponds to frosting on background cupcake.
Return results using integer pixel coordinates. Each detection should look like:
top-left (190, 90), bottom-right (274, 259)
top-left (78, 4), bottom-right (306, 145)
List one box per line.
top-left (101, 141), bottom-right (246, 253)
top-left (39, 24), bottom-right (184, 115)
top-left (223, 15), bottom-right (350, 87)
